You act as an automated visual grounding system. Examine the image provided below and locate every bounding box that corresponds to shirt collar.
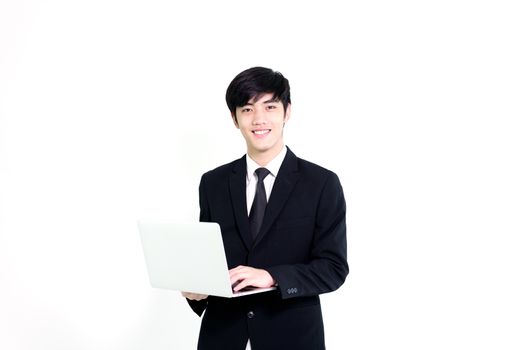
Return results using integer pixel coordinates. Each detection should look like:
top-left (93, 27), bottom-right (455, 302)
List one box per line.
top-left (246, 146), bottom-right (287, 180)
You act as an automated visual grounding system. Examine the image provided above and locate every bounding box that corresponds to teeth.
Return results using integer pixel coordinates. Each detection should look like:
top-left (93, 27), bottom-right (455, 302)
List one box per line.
top-left (254, 130), bottom-right (270, 135)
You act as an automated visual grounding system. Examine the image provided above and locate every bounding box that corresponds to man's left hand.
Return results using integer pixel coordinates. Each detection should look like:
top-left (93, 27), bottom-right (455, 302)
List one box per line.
top-left (229, 265), bottom-right (276, 292)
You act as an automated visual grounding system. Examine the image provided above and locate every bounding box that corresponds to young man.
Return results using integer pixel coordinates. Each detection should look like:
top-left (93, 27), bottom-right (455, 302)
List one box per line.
top-left (183, 67), bottom-right (348, 350)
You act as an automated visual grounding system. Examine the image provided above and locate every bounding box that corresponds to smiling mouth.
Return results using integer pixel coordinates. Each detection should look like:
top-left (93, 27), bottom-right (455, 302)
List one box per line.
top-left (252, 129), bottom-right (271, 135)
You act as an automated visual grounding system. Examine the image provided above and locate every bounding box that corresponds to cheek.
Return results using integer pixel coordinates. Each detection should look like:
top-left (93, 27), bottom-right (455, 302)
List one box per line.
top-left (274, 118), bottom-right (285, 128)
top-left (236, 116), bottom-right (251, 128)
top-left (240, 128), bottom-right (251, 139)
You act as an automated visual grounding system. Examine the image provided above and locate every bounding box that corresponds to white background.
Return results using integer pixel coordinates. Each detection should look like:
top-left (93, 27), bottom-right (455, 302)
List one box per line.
top-left (1, 0), bottom-right (515, 349)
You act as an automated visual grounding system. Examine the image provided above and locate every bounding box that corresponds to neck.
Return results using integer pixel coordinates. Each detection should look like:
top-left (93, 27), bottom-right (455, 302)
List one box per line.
top-left (248, 143), bottom-right (284, 167)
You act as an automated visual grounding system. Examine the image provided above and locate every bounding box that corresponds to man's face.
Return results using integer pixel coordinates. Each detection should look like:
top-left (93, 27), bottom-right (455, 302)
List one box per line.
top-left (233, 93), bottom-right (291, 159)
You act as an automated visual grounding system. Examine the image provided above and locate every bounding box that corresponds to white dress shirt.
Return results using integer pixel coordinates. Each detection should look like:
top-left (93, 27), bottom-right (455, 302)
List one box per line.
top-left (244, 145), bottom-right (287, 350)
top-left (245, 145), bottom-right (287, 215)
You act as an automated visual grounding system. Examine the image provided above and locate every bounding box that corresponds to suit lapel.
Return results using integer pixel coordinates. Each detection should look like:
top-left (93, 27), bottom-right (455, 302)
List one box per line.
top-left (229, 155), bottom-right (253, 250)
top-left (253, 148), bottom-right (300, 247)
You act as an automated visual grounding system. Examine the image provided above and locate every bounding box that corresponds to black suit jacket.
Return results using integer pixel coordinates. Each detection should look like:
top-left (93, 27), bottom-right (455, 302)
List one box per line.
top-left (188, 147), bottom-right (348, 350)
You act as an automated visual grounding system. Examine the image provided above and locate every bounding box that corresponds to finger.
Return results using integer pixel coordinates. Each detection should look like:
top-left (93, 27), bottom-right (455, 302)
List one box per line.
top-left (230, 271), bottom-right (248, 285)
top-left (233, 279), bottom-right (253, 292)
top-left (181, 292), bottom-right (207, 301)
top-left (191, 294), bottom-right (207, 301)
top-left (230, 268), bottom-right (257, 284)
top-left (182, 292), bottom-right (193, 299)
top-left (229, 268), bottom-right (251, 281)
top-left (229, 265), bottom-right (248, 274)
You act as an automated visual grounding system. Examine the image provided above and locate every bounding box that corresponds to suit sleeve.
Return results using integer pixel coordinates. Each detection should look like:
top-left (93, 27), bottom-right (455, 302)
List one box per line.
top-left (185, 174), bottom-right (210, 317)
top-left (266, 172), bottom-right (348, 299)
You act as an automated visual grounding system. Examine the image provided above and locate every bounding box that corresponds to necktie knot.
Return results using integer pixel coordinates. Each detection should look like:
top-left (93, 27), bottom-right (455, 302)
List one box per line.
top-left (255, 168), bottom-right (270, 182)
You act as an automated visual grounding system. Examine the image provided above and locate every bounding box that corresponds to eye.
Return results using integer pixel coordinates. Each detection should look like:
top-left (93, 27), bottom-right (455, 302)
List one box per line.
top-left (241, 107), bottom-right (252, 113)
top-left (266, 105), bottom-right (277, 110)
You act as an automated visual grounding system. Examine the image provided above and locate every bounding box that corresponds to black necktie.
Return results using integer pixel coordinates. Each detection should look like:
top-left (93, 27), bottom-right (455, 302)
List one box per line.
top-left (249, 167), bottom-right (270, 240)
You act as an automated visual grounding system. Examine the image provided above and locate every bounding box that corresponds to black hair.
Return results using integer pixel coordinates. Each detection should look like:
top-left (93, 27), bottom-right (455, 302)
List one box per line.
top-left (225, 67), bottom-right (291, 119)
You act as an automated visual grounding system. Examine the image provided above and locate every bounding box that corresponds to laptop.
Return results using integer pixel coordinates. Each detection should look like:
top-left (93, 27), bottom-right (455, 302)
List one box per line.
top-left (138, 221), bottom-right (276, 298)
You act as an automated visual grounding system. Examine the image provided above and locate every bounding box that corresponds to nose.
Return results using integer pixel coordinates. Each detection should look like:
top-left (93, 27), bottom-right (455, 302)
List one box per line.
top-left (252, 106), bottom-right (267, 125)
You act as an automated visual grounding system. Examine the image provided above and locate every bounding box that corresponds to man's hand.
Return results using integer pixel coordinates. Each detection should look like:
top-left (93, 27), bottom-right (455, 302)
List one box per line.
top-left (229, 265), bottom-right (276, 292)
top-left (181, 292), bottom-right (208, 301)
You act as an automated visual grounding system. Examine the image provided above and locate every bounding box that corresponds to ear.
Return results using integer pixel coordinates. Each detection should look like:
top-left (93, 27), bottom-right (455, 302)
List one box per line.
top-left (283, 104), bottom-right (291, 124)
top-left (231, 113), bottom-right (239, 128)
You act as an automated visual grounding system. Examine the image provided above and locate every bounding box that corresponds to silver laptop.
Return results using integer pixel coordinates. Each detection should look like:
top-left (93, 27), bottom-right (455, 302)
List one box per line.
top-left (138, 221), bottom-right (276, 298)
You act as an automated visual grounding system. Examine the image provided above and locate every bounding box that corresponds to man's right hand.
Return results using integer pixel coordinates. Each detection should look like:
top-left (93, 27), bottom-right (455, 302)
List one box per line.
top-left (181, 291), bottom-right (208, 301)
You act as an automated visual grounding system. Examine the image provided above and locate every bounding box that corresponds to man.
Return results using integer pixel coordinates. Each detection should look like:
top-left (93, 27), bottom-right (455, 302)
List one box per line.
top-left (183, 67), bottom-right (348, 350)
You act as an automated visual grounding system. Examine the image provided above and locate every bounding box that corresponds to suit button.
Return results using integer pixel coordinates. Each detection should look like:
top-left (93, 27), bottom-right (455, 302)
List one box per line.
top-left (247, 311), bottom-right (255, 319)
